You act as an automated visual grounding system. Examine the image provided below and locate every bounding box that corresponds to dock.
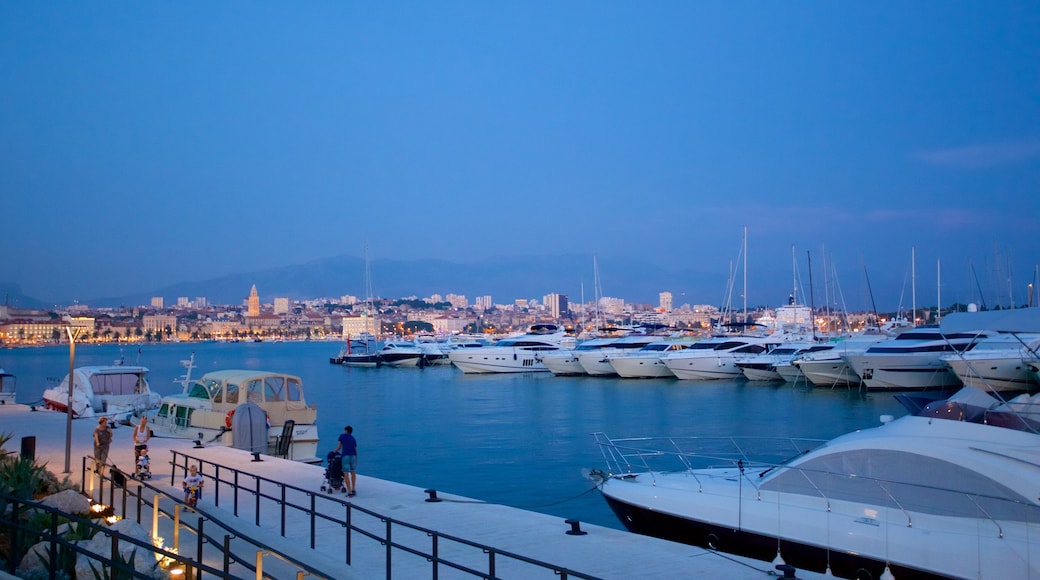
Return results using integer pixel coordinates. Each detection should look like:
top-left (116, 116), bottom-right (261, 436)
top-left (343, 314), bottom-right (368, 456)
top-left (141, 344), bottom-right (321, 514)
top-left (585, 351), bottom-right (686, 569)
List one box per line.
top-left (0, 403), bottom-right (824, 579)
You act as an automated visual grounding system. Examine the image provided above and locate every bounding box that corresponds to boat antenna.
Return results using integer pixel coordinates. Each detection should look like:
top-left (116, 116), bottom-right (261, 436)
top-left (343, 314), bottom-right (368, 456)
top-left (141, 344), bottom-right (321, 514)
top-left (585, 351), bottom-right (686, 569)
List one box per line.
top-left (862, 257), bottom-right (881, 330)
top-left (175, 352), bottom-right (196, 392)
top-left (807, 251), bottom-right (818, 341)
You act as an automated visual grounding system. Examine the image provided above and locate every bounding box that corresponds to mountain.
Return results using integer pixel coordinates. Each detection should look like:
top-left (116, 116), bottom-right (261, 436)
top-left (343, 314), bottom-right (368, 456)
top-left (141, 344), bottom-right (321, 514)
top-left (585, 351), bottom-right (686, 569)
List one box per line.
top-left (11, 254), bottom-right (727, 309)
top-left (0, 283), bottom-right (50, 309)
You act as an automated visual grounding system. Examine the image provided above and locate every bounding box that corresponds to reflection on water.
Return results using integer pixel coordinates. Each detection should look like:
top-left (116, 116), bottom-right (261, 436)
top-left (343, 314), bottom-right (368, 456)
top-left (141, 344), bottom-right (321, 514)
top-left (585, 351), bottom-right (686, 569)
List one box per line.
top-left (0, 341), bottom-right (906, 529)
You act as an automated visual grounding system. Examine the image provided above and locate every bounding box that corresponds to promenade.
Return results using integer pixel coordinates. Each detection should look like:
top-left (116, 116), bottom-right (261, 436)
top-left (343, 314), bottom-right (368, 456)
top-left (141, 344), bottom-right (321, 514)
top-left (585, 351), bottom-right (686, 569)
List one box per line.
top-left (0, 403), bottom-right (824, 579)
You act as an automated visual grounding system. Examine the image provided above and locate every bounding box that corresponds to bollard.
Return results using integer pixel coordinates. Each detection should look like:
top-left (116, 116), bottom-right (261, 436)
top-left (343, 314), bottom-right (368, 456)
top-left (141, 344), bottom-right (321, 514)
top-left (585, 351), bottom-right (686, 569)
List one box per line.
top-left (423, 489), bottom-right (443, 503)
top-left (775, 564), bottom-right (798, 579)
top-left (20, 436), bottom-right (35, 460)
top-left (565, 519), bottom-right (587, 536)
top-left (252, 452), bottom-right (263, 462)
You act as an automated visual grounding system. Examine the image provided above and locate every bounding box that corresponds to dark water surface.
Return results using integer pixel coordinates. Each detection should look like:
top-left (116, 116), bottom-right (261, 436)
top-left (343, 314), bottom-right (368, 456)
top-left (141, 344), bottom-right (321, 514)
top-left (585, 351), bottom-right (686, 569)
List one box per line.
top-left (0, 341), bottom-right (907, 530)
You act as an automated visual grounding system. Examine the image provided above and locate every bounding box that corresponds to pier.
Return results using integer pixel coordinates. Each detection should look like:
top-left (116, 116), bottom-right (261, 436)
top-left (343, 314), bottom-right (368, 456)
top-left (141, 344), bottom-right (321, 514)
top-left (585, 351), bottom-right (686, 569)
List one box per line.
top-left (0, 403), bottom-right (825, 579)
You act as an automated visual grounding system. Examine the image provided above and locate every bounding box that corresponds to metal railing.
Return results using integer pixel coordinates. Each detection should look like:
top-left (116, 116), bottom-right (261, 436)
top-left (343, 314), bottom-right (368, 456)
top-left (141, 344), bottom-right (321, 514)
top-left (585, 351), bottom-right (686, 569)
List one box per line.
top-left (170, 449), bottom-right (600, 579)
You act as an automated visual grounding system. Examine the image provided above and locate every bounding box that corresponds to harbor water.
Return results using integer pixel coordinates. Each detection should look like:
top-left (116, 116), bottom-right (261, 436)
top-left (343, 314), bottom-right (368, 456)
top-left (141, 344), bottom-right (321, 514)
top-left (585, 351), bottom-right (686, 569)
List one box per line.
top-left (0, 340), bottom-right (908, 530)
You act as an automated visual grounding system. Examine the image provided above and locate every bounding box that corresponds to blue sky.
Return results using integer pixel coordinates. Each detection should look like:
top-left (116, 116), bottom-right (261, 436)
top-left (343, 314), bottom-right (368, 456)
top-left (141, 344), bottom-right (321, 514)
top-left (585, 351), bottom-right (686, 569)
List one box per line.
top-left (2, 2), bottom-right (1038, 310)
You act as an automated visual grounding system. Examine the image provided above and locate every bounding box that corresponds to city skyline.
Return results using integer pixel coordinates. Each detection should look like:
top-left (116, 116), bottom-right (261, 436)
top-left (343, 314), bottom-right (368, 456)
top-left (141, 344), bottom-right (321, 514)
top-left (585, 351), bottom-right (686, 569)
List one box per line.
top-left (2, 3), bottom-right (1038, 310)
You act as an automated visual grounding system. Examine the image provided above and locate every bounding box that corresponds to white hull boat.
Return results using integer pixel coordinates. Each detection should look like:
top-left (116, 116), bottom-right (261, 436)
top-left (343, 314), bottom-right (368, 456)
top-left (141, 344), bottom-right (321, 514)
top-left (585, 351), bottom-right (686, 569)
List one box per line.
top-left (377, 342), bottom-right (424, 367)
top-left (449, 324), bottom-right (573, 374)
top-left (940, 333), bottom-right (1040, 393)
top-left (0, 369), bottom-right (15, 405)
top-left (662, 337), bottom-right (780, 380)
top-left (606, 339), bottom-right (699, 379)
top-left (149, 369), bottom-right (320, 463)
top-left (592, 386), bottom-right (1040, 579)
top-left (576, 336), bottom-right (660, 376)
top-left (540, 338), bottom-right (616, 376)
top-left (42, 365), bottom-right (160, 420)
top-left (845, 328), bottom-right (997, 392)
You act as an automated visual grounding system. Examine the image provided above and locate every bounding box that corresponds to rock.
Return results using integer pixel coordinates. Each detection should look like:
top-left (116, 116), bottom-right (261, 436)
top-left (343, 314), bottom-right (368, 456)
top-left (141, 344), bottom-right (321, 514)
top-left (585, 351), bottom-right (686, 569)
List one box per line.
top-left (38, 489), bottom-right (91, 516)
top-left (74, 519), bottom-right (164, 579)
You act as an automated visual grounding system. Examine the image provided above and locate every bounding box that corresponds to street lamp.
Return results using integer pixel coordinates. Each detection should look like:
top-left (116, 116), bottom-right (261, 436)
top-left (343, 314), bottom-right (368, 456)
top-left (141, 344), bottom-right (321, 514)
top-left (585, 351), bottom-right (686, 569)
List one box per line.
top-left (63, 326), bottom-right (82, 474)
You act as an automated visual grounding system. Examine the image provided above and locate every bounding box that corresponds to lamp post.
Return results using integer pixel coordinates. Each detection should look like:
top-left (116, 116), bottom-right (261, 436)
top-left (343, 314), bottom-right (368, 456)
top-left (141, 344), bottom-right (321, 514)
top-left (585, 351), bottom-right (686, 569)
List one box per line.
top-left (63, 326), bottom-right (82, 474)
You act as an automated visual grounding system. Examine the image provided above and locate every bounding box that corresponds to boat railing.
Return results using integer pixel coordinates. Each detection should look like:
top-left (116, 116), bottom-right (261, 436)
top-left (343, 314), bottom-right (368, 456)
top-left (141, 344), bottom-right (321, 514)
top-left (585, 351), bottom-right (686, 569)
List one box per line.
top-left (168, 449), bottom-right (600, 579)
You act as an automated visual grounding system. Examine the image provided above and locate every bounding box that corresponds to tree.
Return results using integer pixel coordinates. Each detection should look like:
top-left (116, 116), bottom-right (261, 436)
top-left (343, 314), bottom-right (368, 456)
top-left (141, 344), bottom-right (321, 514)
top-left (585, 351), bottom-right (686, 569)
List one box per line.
top-left (404, 321), bottom-right (434, 334)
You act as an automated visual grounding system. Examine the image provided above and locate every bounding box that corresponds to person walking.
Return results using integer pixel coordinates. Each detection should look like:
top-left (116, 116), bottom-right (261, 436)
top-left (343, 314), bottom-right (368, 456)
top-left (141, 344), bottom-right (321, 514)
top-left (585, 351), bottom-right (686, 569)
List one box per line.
top-left (93, 417), bottom-right (112, 471)
top-left (333, 425), bottom-right (358, 497)
top-left (132, 416), bottom-right (151, 463)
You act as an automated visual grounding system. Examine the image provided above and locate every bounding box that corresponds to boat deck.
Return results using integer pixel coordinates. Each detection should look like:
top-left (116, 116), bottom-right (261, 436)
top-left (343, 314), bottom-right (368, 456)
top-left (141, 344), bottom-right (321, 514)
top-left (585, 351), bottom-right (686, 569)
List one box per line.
top-left (0, 404), bottom-right (826, 579)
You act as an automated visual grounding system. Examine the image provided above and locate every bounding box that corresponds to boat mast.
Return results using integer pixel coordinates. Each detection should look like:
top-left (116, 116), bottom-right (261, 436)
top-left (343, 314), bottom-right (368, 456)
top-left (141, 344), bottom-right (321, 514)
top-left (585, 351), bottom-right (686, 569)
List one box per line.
top-left (936, 259), bottom-right (941, 323)
top-left (911, 246), bottom-right (917, 327)
top-left (743, 226), bottom-right (748, 325)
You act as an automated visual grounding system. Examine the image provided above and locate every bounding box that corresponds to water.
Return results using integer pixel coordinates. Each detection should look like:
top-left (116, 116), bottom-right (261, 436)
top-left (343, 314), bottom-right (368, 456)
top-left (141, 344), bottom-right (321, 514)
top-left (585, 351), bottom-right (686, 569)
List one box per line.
top-left (0, 341), bottom-right (908, 530)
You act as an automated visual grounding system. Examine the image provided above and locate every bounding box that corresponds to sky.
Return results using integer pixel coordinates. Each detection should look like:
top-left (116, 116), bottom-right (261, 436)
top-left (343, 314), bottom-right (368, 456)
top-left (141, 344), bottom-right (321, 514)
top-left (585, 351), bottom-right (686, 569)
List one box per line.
top-left (2, 2), bottom-right (1039, 311)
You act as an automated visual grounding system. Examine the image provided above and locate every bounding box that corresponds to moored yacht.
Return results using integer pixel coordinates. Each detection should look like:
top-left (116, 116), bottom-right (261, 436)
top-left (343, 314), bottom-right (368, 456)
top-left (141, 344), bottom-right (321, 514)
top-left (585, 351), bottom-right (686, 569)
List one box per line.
top-left (606, 338), bottom-right (701, 379)
top-left (540, 337), bottom-right (616, 376)
top-left (0, 369), bottom-right (16, 405)
top-left (42, 365), bottom-right (160, 420)
top-left (577, 335), bottom-right (661, 376)
top-left (661, 336), bottom-right (781, 380)
top-left (376, 341), bottom-right (425, 367)
top-left (149, 369), bottom-right (319, 463)
top-left (735, 342), bottom-right (836, 382)
top-left (592, 386), bottom-right (1040, 579)
top-left (940, 333), bottom-right (1040, 393)
top-left (448, 324), bottom-right (573, 374)
top-left (844, 327), bottom-right (997, 392)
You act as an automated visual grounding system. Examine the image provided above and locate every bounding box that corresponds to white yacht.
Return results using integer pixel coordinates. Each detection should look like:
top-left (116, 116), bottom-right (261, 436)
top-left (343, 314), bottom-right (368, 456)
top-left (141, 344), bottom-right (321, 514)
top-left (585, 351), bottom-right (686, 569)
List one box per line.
top-left (940, 333), bottom-right (1040, 393)
top-left (845, 327), bottom-right (997, 392)
top-left (42, 365), bottom-right (160, 420)
top-left (734, 342), bottom-right (837, 382)
top-left (149, 369), bottom-right (320, 463)
top-left (661, 336), bottom-right (781, 380)
top-left (592, 386), bottom-right (1040, 579)
top-left (792, 335), bottom-right (887, 388)
top-left (606, 338), bottom-right (701, 379)
top-left (448, 324), bottom-right (573, 374)
top-left (540, 337), bottom-right (616, 376)
top-left (413, 336), bottom-right (452, 366)
top-left (577, 335), bottom-right (661, 376)
top-left (376, 341), bottom-right (425, 367)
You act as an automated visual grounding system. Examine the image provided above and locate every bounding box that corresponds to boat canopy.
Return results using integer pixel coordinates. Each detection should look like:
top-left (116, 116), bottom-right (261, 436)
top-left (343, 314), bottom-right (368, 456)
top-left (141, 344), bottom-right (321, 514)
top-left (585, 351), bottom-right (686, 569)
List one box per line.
top-left (940, 309), bottom-right (1040, 334)
top-left (186, 370), bottom-right (307, 409)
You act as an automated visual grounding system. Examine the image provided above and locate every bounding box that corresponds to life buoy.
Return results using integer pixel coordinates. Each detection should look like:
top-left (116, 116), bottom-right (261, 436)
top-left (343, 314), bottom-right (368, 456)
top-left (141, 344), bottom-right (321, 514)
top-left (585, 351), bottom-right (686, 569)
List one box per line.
top-left (225, 410), bottom-right (235, 429)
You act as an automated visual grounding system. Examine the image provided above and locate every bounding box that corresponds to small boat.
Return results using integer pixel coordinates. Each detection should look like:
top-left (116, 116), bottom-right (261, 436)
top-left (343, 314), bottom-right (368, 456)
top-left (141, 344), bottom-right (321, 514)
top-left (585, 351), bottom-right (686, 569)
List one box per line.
top-left (148, 369), bottom-right (320, 463)
top-left (42, 365), bottom-right (160, 420)
top-left (0, 368), bottom-right (16, 405)
top-left (592, 385), bottom-right (1040, 579)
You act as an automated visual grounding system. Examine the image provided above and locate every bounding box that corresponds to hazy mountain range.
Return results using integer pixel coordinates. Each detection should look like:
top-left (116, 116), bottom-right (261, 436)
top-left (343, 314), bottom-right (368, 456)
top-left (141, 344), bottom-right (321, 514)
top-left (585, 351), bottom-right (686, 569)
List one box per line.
top-left (2, 254), bottom-right (737, 310)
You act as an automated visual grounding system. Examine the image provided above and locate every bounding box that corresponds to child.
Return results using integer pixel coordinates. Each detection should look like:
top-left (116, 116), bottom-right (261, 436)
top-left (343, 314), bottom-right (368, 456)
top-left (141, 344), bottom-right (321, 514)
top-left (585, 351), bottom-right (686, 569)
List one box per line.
top-left (135, 446), bottom-right (151, 480)
top-left (182, 464), bottom-right (204, 507)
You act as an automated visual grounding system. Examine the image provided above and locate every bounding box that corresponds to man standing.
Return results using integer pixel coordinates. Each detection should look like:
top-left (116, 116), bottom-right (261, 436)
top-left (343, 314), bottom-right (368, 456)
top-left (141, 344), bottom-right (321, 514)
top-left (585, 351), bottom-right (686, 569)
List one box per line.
top-left (333, 425), bottom-right (358, 497)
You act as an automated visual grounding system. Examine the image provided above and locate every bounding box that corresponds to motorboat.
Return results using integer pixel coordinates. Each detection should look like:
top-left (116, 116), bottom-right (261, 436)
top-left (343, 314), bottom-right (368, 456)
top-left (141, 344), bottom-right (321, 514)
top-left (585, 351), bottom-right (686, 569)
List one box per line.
top-left (577, 335), bottom-right (661, 376)
top-left (377, 341), bottom-right (425, 367)
top-left (661, 336), bottom-right (781, 380)
top-left (448, 323), bottom-right (574, 374)
top-left (844, 327), bottom-right (998, 392)
top-left (342, 351), bottom-right (382, 367)
top-left (148, 369), bottom-right (320, 463)
top-left (330, 333), bottom-right (378, 364)
top-left (591, 385), bottom-right (1040, 579)
top-left (735, 342), bottom-right (836, 382)
top-left (0, 369), bottom-right (15, 405)
top-left (540, 337), bottom-right (616, 376)
top-left (940, 333), bottom-right (1040, 393)
top-left (413, 336), bottom-right (452, 366)
top-left (605, 338), bottom-right (700, 379)
top-left (42, 365), bottom-right (160, 420)
top-left (792, 335), bottom-right (886, 388)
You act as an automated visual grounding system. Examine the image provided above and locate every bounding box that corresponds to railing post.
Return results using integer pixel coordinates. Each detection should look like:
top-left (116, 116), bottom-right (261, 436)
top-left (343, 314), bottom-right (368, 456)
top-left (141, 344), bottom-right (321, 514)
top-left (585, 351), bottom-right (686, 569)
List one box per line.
top-left (214, 464), bottom-right (220, 506)
top-left (280, 485), bottom-right (287, 537)
top-left (255, 476), bottom-right (261, 526)
top-left (345, 504), bottom-right (352, 565)
top-left (152, 495), bottom-right (161, 540)
top-left (223, 535), bottom-right (232, 574)
top-left (111, 533), bottom-right (120, 578)
top-left (234, 470), bottom-right (240, 516)
top-left (486, 547), bottom-right (496, 578)
top-left (310, 493), bottom-right (316, 549)
top-left (255, 550), bottom-right (264, 579)
top-left (196, 516), bottom-right (205, 580)
top-left (385, 519), bottom-right (392, 580)
top-left (430, 532), bottom-right (439, 580)
top-left (174, 504), bottom-right (182, 552)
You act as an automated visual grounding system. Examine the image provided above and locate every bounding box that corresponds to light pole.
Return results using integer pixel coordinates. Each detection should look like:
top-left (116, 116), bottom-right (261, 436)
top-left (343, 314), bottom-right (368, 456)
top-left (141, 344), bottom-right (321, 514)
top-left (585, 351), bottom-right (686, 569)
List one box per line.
top-left (63, 326), bottom-right (82, 474)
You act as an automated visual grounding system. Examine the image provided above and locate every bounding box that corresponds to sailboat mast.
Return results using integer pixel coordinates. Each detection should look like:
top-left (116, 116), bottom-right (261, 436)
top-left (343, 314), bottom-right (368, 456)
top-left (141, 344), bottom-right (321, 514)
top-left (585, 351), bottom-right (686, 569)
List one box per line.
top-left (743, 226), bottom-right (748, 324)
top-left (911, 246), bottom-right (917, 327)
top-left (936, 259), bottom-right (941, 323)
top-left (791, 245), bottom-right (797, 305)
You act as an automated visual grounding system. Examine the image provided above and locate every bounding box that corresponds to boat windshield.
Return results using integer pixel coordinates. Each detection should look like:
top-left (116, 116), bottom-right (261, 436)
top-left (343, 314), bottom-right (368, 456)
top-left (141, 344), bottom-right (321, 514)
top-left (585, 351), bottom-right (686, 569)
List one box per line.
top-left (187, 378), bottom-right (223, 401)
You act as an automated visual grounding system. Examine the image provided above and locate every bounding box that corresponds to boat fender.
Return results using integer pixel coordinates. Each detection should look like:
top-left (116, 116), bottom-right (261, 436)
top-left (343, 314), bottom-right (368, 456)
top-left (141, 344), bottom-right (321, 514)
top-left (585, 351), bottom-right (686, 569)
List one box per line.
top-left (706, 533), bottom-right (719, 550)
top-left (225, 409), bottom-right (235, 429)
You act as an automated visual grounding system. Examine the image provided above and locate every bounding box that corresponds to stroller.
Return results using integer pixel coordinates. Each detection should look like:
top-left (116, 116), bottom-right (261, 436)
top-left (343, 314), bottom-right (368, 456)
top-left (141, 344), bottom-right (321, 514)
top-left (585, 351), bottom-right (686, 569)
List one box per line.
top-left (320, 451), bottom-right (346, 493)
top-left (135, 446), bottom-right (152, 480)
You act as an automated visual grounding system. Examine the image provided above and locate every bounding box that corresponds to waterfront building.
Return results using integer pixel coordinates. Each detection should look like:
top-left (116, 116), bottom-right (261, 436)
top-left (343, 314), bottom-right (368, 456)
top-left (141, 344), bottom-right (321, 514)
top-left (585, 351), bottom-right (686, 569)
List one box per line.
top-left (150, 296), bottom-right (164, 308)
top-left (142, 314), bottom-right (177, 334)
top-left (274, 297), bottom-right (290, 315)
